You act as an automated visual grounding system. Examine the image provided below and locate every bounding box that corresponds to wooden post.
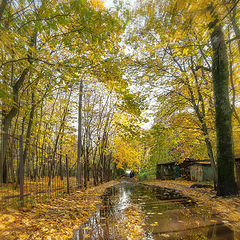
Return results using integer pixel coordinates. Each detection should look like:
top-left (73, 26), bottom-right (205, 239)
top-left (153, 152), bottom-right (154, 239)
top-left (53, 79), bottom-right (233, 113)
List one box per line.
top-left (19, 135), bottom-right (24, 207)
top-left (66, 154), bottom-right (70, 194)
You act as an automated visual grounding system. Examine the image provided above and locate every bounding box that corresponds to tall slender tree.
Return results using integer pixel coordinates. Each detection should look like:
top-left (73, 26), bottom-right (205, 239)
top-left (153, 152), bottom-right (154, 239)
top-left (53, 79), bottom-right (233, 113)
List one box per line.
top-left (209, 7), bottom-right (238, 195)
top-left (77, 79), bottom-right (83, 188)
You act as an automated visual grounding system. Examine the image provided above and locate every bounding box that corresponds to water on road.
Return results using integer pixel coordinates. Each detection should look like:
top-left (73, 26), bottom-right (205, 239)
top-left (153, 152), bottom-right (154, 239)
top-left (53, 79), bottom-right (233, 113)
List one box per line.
top-left (73, 180), bottom-right (240, 239)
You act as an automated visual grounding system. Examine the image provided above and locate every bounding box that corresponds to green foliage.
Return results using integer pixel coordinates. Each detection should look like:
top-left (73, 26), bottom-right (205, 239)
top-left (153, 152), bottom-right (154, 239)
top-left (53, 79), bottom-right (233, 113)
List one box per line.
top-left (138, 168), bottom-right (156, 181)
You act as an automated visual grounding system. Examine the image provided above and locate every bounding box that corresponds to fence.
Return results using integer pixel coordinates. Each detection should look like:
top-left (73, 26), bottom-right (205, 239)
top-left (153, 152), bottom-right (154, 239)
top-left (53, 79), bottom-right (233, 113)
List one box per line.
top-left (0, 132), bottom-right (77, 207)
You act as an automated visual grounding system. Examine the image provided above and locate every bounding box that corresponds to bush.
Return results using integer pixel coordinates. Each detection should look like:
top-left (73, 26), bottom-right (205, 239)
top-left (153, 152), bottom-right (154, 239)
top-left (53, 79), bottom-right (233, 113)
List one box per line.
top-left (138, 169), bottom-right (156, 181)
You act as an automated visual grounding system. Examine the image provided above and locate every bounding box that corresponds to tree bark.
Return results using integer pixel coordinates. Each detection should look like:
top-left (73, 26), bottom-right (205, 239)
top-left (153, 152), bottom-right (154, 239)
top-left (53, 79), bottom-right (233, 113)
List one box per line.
top-left (1, 67), bottom-right (30, 183)
top-left (229, 0), bottom-right (240, 53)
top-left (15, 92), bottom-right (35, 185)
top-left (76, 79), bottom-right (83, 188)
top-left (188, 63), bottom-right (218, 189)
top-left (210, 23), bottom-right (238, 196)
top-left (0, 0), bottom-right (8, 23)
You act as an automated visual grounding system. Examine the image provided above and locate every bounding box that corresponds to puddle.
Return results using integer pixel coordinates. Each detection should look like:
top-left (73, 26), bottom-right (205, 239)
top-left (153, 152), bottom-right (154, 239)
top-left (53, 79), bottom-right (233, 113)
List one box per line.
top-left (73, 180), bottom-right (240, 239)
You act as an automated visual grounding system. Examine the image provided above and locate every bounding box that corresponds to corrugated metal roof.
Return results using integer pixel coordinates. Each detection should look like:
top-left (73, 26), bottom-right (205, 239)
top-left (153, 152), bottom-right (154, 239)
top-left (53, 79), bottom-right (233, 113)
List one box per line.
top-left (193, 161), bottom-right (211, 165)
top-left (157, 161), bottom-right (177, 166)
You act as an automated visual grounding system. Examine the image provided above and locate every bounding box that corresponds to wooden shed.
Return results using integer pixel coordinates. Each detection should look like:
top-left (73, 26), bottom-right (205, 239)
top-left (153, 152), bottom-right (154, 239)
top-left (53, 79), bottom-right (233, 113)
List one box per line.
top-left (190, 160), bottom-right (213, 182)
top-left (156, 157), bottom-right (240, 186)
top-left (178, 158), bottom-right (196, 180)
top-left (156, 162), bottom-right (179, 180)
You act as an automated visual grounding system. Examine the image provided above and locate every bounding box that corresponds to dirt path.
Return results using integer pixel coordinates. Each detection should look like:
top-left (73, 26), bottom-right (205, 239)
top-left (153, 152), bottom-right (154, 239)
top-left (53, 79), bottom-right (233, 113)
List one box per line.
top-left (142, 180), bottom-right (240, 231)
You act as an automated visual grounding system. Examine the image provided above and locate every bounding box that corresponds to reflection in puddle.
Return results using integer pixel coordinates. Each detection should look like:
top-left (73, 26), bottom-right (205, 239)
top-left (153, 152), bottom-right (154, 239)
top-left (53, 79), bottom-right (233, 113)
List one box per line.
top-left (73, 181), bottom-right (239, 240)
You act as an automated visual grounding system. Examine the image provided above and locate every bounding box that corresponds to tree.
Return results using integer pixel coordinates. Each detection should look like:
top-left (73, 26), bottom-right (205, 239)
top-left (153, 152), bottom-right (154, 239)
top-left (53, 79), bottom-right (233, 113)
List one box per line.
top-left (0, 0), bottom-right (125, 186)
top-left (210, 7), bottom-right (238, 195)
top-left (124, 0), bottom-right (239, 195)
top-left (76, 79), bottom-right (83, 188)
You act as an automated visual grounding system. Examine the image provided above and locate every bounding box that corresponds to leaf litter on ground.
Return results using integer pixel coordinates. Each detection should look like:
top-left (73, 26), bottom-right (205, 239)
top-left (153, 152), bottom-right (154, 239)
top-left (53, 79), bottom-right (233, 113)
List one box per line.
top-left (0, 181), bottom-right (118, 240)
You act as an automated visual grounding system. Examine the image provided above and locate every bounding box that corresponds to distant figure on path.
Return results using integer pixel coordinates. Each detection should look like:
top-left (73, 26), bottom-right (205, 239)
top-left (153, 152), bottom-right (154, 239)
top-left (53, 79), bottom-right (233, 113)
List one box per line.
top-left (130, 171), bottom-right (134, 178)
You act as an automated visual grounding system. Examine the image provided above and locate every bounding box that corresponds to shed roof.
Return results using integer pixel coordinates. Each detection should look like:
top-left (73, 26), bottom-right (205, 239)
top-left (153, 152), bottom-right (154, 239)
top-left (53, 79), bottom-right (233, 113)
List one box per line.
top-left (193, 160), bottom-right (211, 165)
top-left (157, 161), bottom-right (177, 166)
top-left (179, 159), bottom-right (211, 167)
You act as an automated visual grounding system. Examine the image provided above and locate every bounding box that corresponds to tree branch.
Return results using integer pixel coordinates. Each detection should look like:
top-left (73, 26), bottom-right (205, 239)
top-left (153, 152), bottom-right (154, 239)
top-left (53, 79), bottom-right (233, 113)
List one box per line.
top-left (195, 65), bottom-right (211, 72)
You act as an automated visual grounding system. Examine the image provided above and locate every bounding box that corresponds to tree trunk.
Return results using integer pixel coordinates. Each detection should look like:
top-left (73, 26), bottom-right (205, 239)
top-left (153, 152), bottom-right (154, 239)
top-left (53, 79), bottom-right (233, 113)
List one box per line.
top-left (204, 134), bottom-right (217, 189)
top-left (230, 0), bottom-right (240, 53)
top-left (15, 93), bottom-right (35, 185)
top-left (210, 23), bottom-right (238, 196)
top-left (23, 93), bottom-right (35, 163)
top-left (0, 0), bottom-right (8, 23)
top-left (186, 64), bottom-right (218, 188)
top-left (84, 159), bottom-right (87, 189)
top-left (92, 147), bottom-right (98, 186)
top-left (1, 120), bottom-right (10, 184)
top-left (77, 79), bottom-right (83, 188)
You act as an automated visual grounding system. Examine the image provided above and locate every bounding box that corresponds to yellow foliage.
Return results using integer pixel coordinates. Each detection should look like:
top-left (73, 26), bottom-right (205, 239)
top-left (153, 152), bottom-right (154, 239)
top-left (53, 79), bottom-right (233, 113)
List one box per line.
top-left (170, 112), bottom-right (211, 162)
top-left (112, 138), bottom-right (142, 171)
top-left (89, 0), bottom-right (105, 10)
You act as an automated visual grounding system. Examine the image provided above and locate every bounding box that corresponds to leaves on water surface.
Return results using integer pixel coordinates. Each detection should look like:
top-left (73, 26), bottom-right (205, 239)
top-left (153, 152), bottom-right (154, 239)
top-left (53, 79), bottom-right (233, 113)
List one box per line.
top-left (144, 180), bottom-right (240, 229)
top-left (160, 233), bottom-right (170, 238)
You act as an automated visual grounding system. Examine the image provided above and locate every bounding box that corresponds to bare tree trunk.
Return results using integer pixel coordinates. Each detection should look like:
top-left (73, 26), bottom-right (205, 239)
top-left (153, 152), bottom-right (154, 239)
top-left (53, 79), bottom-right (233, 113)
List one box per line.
top-left (92, 147), bottom-right (98, 186)
top-left (77, 79), bottom-right (83, 188)
top-left (210, 20), bottom-right (238, 196)
top-left (0, 0), bottom-right (8, 23)
top-left (15, 93), bottom-right (35, 185)
top-left (188, 63), bottom-right (218, 189)
top-left (230, 0), bottom-right (240, 53)
top-left (23, 93), bottom-right (35, 163)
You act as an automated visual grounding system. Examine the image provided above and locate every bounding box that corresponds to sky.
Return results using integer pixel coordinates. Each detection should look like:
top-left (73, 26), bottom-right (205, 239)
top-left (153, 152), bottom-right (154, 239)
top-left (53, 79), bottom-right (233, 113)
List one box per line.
top-left (104, 0), bottom-right (114, 9)
top-left (104, 0), bottom-right (136, 10)
top-left (104, 0), bottom-right (154, 130)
